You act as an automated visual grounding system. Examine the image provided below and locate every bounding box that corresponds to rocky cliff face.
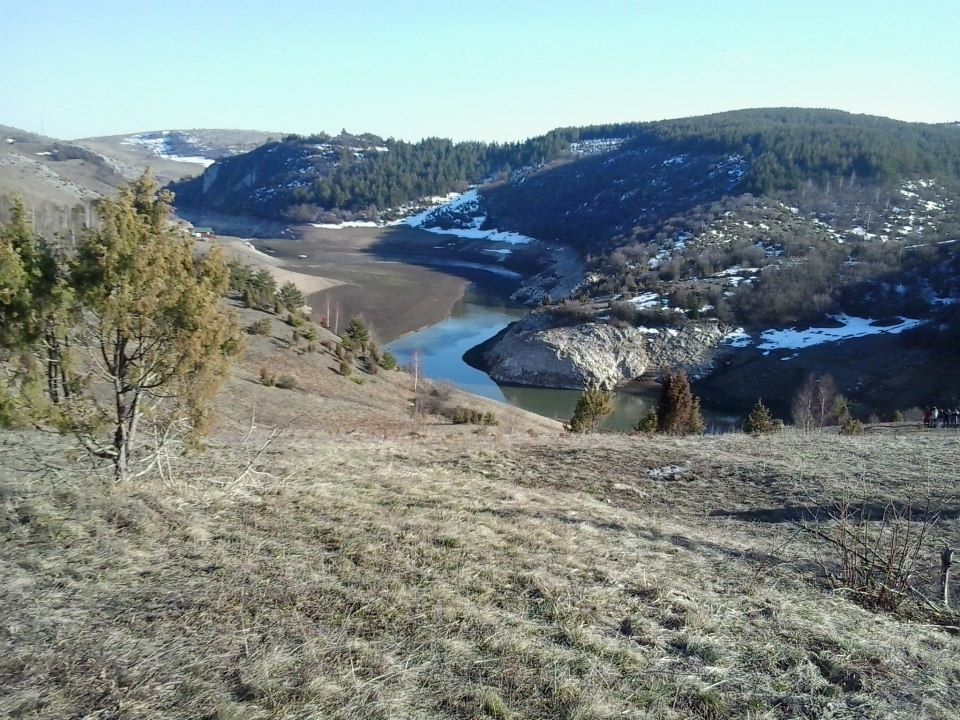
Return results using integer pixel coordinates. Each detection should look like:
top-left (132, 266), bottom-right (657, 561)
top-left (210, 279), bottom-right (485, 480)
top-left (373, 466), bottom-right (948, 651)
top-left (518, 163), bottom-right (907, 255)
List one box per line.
top-left (478, 313), bottom-right (733, 389)
top-left (510, 246), bottom-right (586, 306)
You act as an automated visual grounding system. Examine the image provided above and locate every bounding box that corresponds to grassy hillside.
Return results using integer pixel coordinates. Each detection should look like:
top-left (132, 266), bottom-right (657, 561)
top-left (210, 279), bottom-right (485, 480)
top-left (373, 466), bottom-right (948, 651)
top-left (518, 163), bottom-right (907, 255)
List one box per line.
top-left (0, 125), bottom-right (126, 233)
top-left (0, 126), bottom-right (275, 236)
top-left (2, 302), bottom-right (959, 718)
top-left (3, 419), bottom-right (958, 718)
top-left (77, 129), bottom-right (277, 185)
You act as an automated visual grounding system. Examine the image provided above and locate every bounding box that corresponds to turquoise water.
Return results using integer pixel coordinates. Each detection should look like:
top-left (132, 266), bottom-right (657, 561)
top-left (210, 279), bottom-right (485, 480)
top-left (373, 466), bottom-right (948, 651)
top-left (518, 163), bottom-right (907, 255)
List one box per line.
top-left (388, 288), bottom-right (526, 400)
top-left (388, 281), bottom-right (738, 432)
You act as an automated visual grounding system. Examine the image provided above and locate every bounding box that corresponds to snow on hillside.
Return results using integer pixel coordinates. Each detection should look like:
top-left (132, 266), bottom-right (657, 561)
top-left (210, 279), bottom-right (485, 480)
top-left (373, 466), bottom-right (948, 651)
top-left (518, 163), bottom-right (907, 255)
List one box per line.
top-left (755, 314), bottom-right (923, 352)
top-left (720, 315), bottom-right (924, 354)
top-left (406, 189), bottom-right (537, 245)
top-left (122, 131), bottom-right (215, 166)
top-left (303, 188), bottom-right (539, 248)
top-left (311, 220), bottom-right (383, 229)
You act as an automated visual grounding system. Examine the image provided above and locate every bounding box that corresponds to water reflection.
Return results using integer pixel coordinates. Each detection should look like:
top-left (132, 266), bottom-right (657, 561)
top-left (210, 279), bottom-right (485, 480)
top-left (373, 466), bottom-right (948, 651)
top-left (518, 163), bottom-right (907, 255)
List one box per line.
top-left (388, 282), bottom-right (739, 432)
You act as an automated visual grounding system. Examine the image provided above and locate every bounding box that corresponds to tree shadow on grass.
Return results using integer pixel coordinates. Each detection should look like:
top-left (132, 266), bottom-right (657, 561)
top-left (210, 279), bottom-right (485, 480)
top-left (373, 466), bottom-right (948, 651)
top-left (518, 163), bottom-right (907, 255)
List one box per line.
top-left (710, 500), bottom-right (960, 524)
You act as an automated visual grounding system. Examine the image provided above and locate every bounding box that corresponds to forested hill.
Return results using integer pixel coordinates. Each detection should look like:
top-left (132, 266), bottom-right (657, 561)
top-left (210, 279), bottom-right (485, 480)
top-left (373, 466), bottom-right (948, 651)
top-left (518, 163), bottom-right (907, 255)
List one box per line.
top-left (631, 109), bottom-right (960, 193)
top-left (168, 124), bottom-right (641, 222)
top-left (169, 109), bottom-right (960, 229)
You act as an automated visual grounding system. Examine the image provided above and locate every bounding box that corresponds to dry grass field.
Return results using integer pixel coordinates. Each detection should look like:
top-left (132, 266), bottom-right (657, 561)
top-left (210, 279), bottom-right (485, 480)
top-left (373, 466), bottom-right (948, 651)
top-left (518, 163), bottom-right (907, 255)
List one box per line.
top-left (2, 309), bottom-right (959, 719)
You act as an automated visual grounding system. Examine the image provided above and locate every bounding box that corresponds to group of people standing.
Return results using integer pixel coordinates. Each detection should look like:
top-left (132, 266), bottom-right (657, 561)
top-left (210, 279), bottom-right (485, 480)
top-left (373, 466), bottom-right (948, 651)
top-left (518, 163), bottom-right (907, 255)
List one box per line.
top-left (923, 406), bottom-right (960, 428)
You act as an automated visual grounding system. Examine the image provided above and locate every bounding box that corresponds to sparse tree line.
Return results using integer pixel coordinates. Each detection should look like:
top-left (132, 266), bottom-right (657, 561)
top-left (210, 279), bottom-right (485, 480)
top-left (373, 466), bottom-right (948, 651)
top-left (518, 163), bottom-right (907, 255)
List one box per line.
top-left (0, 174), bottom-right (412, 481)
top-left (565, 369), bottom-right (935, 436)
top-left (224, 256), bottom-right (400, 383)
top-left (568, 371), bottom-right (705, 435)
top-left (589, 185), bottom-right (958, 330)
top-left (255, 312), bottom-right (399, 391)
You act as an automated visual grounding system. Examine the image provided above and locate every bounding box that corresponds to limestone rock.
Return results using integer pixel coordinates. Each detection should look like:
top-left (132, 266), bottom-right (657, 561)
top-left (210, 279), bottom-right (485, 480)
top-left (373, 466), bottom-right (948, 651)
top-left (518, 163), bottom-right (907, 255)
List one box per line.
top-left (481, 313), bottom-right (732, 389)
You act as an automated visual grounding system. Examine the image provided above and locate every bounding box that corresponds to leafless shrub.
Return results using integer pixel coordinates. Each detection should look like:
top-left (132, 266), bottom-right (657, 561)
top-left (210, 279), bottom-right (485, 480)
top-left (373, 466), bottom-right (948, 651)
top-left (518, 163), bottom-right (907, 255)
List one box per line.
top-left (801, 498), bottom-right (947, 614)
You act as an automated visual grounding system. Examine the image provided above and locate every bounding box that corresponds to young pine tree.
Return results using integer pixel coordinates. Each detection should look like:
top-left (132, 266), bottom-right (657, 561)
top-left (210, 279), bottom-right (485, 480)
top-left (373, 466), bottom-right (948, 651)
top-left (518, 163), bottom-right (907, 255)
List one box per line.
top-left (569, 386), bottom-right (615, 433)
top-left (635, 407), bottom-right (658, 433)
top-left (276, 281), bottom-right (306, 312)
top-left (745, 398), bottom-right (773, 434)
top-left (344, 316), bottom-right (370, 353)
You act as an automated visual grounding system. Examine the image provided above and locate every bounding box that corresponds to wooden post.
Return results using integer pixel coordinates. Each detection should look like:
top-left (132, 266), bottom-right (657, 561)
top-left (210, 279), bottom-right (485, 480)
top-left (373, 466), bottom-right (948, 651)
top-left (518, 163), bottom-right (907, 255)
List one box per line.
top-left (942, 546), bottom-right (953, 609)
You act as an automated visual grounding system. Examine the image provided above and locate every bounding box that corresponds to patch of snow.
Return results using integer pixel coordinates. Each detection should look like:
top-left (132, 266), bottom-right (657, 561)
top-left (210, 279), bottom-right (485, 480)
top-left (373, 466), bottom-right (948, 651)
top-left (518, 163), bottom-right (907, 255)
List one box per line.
top-left (419, 225), bottom-right (534, 245)
top-left (407, 189), bottom-right (535, 245)
top-left (723, 328), bottom-right (751, 347)
top-left (715, 266), bottom-right (760, 277)
top-left (626, 292), bottom-right (661, 308)
top-left (403, 191), bottom-right (469, 227)
top-left (311, 220), bottom-right (381, 229)
top-left (849, 226), bottom-right (877, 239)
top-left (35, 151), bottom-right (52, 156)
top-left (756, 314), bottom-right (923, 352)
top-left (122, 132), bottom-right (215, 167)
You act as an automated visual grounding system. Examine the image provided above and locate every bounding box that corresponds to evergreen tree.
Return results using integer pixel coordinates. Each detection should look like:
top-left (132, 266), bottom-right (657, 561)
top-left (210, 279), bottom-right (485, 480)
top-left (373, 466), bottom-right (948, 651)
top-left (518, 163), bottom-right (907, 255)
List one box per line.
top-left (569, 386), bottom-right (614, 433)
top-left (344, 316), bottom-right (370, 352)
top-left (656, 371), bottom-right (705, 435)
top-left (0, 195), bottom-right (76, 414)
top-left (745, 398), bottom-right (773, 434)
top-left (2, 173), bottom-right (244, 481)
top-left (276, 281), bottom-right (305, 311)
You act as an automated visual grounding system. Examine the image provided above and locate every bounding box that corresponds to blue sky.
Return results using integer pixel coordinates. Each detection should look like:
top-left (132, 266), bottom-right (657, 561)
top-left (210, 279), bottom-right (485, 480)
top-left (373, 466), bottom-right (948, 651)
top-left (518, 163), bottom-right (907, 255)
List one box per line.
top-left (3, 0), bottom-right (958, 141)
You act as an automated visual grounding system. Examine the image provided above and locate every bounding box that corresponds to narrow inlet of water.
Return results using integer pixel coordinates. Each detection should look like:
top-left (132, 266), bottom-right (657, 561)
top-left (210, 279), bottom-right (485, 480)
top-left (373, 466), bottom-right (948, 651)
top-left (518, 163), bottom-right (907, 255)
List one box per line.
top-left (387, 280), bottom-right (738, 432)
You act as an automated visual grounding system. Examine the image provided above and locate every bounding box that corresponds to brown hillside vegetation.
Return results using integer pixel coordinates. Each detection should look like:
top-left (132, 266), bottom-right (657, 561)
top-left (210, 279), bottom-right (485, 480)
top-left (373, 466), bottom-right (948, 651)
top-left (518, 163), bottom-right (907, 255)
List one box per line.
top-left (2, 312), bottom-right (960, 719)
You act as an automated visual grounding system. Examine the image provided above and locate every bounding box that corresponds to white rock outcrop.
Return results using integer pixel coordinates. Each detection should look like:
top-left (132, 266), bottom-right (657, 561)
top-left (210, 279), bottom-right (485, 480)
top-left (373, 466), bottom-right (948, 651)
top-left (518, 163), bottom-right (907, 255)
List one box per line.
top-left (480, 314), bottom-right (732, 389)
